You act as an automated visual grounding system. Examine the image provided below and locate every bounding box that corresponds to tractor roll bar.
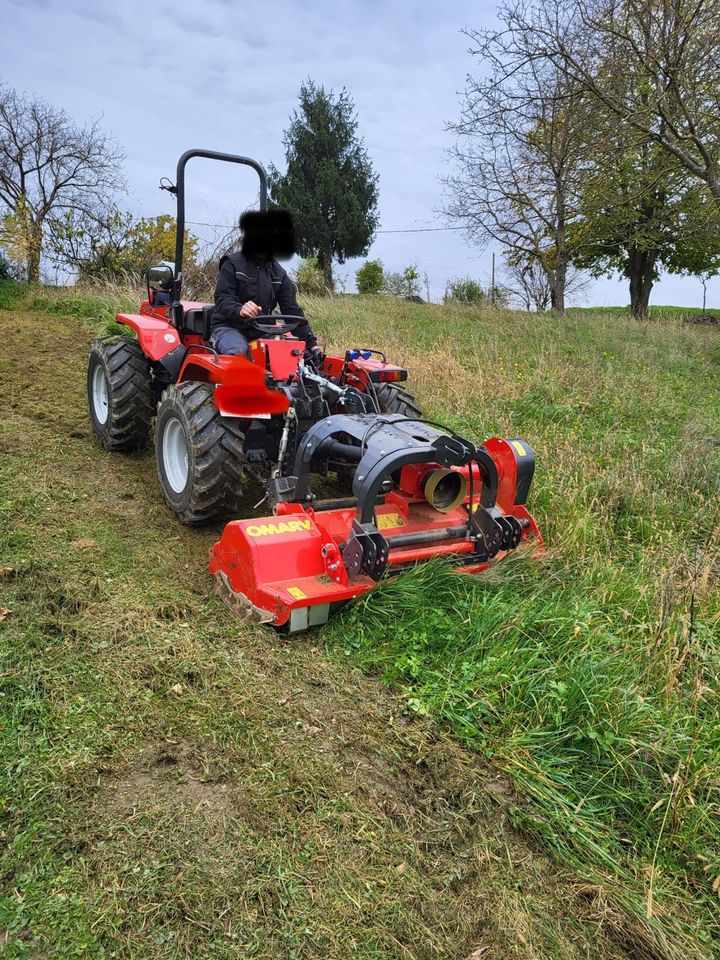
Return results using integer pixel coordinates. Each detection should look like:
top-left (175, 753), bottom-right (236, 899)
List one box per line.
top-left (173, 148), bottom-right (269, 292)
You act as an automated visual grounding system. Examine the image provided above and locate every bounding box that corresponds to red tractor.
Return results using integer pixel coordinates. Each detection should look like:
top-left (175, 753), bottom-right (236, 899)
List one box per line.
top-left (87, 149), bottom-right (543, 631)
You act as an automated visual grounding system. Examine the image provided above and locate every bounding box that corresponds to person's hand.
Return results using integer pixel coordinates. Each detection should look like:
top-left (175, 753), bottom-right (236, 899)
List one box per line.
top-left (239, 300), bottom-right (262, 319)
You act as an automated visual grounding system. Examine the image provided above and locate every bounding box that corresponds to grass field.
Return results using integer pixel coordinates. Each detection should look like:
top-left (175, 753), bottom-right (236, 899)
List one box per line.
top-left (1, 280), bottom-right (719, 958)
top-left (569, 304), bottom-right (720, 320)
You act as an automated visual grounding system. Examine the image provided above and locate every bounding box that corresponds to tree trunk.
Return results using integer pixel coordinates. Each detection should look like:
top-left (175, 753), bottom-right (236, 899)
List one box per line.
top-left (627, 248), bottom-right (657, 320)
top-left (550, 267), bottom-right (566, 313)
top-left (26, 219), bottom-right (43, 284)
top-left (543, 261), bottom-right (565, 313)
top-left (316, 248), bottom-right (334, 293)
top-left (551, 220), bottom-right (567, 314)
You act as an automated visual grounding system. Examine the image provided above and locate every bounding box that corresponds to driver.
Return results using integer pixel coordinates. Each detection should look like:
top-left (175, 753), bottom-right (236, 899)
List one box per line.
top-left (210, 210), bottom-right (322, 365)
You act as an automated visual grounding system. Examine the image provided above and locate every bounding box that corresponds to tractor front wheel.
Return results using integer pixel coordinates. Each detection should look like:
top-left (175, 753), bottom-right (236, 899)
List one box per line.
top-left (87, 336), bottom-right (154, 451)
top-left (375, 382), bottom-right (423, 419)
top-left (155, 382), bottom-right (246, 525)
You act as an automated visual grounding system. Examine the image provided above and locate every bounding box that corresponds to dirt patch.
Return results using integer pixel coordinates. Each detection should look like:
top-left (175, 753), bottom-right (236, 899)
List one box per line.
top-left (94, 740), bottom-right (261, 828)
top-left (683, 312), bottom-right (720, 325)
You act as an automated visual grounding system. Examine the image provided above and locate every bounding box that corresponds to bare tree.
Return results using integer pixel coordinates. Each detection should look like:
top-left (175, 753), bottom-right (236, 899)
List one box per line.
top-left (502, 253), bottom-right (591, 310)
top-left (444, 30), bottom-right (591, 312)
top-left (496, 0), bottom-right (720, 209)
top-left (44, 205), bottom-right (135, 278)
top-left (0, 84), bottom-right (124, 282)
top-left (183, 221), bottom-right (242, 302)
top-left (502, 257), bottom-right (553, 311)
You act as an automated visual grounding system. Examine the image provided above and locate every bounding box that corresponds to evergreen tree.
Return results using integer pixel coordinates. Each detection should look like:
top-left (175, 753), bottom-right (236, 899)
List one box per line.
top-left (270, 81), bottom-right (379, 291)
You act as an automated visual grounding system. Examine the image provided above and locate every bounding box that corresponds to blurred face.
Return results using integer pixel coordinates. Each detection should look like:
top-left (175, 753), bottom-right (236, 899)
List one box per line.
top-left (240, 210), bottom-right (296, 260)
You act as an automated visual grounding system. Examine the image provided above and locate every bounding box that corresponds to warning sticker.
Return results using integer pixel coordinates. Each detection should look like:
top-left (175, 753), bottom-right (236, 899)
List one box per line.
top-left (287, 586), bottom-right (307, 600)
top-left (376, 512), bottom-right (406, 530)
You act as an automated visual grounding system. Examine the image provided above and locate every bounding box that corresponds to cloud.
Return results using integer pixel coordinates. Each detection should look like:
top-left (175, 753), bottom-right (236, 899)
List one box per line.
top-left (1, 0), bottom-right (711, 305)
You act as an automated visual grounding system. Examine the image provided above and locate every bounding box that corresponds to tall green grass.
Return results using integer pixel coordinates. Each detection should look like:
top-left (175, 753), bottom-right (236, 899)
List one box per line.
top-left (0, 278), bottom-right (25, 310)
top-left (27, 279), bottom-right (140, 334)
top-left (315, 294), bottom-right (720, 952)
top-left (326, 554), bottom-right (719, 953)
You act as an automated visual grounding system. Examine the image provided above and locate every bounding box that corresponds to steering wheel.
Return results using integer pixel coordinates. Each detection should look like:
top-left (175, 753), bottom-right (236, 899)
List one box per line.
top-left (252, 315), bottom-right (301, 336)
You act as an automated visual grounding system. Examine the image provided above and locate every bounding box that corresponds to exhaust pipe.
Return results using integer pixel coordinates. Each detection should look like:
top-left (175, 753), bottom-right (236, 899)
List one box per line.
top-left (422, 468), bottom-right (467, 513)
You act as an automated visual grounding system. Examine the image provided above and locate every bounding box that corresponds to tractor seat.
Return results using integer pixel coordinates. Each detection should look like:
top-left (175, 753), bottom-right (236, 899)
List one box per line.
top-left (182, 304), bottom-right (215, 341)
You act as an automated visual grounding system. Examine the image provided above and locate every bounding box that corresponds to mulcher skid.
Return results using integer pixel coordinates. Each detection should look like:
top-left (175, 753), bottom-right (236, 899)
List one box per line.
top-left (210, 415), bottom-right (543, 631)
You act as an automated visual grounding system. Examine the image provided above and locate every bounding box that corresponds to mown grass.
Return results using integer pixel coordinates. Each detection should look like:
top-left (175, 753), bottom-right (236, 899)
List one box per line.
top-left (569, 303), bottom-right (720, 321)
top-left (2, 280), bottom-right (719, 957)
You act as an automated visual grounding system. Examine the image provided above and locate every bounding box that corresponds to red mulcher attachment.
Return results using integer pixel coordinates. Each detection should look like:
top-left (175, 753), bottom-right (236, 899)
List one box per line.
top-left (210, 414), bottom-right (543, 631)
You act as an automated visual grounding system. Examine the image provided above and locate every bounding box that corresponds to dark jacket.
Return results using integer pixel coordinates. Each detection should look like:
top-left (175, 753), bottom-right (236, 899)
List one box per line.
top-left (211, 252), bottom-right (317, 349)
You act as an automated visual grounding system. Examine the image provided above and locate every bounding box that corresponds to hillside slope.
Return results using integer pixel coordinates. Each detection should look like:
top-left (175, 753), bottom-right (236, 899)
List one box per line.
top-left (1, 283), bottom-right (718, 958)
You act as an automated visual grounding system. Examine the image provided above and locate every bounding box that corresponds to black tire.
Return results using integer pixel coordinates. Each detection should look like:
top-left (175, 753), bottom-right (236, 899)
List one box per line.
top-left (87, 336), bottom-right (154, 451)
top-left (375, 382), bottom-right (423, 419)
top-left (155, 381), bottom-right (246, 526)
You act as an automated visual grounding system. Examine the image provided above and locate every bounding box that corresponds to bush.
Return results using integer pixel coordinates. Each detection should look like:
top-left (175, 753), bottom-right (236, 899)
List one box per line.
top-left (383, 264), bottom-right (421, 299)
top-left (294, 256), bottom-right (326, 296)
top-left (444, 277), bottom-right (486, 303)
top-left (0, 248), bottom-right (20, 282)
top-left (444, 277), bottom-right (510, 306)
top-left (356, 259), bottom-right (384, 295)
top-left (0, 277), bottom-right (25, 309)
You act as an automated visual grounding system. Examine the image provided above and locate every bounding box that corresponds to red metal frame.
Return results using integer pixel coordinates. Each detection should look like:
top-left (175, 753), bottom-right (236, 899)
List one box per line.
top-left (209, 441), bottom-right (544, 628)
top-left (116, 311), bottom-right (181, 361)
top-left (117, 300), bottom-right (406, 415)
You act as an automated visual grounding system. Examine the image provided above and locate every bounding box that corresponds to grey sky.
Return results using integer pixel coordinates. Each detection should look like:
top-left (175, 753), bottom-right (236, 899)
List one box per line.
top-left (1, 0), bottom-right (715, 307)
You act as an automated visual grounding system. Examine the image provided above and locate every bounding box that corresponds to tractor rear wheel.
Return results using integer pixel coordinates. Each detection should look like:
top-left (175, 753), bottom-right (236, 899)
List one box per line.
top-left (87, 336), bottom-right (154, 451)
top-left (375, 382), bottom-right (423, 419)
top-left (155, 382), bottom-right (246, 526)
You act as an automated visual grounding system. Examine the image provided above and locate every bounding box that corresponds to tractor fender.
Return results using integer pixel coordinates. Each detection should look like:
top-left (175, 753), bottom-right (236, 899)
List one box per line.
top-left (117, 313), bottom-right (181, 361)
top-left (177, 349), bottom-right (290, 418)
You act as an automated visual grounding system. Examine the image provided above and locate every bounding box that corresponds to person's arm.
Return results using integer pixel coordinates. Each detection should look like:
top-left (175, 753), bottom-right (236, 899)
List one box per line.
top-left (213, 257), bottom-right (261, 326)
top-left (276, 273), bottom-right (318, 350)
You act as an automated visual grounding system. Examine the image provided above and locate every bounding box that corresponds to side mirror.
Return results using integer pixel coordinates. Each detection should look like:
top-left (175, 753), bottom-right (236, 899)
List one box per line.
top-left (147, 263), bottom-right (175, 287)
top-left (146, 262), bottom-right (175, 306)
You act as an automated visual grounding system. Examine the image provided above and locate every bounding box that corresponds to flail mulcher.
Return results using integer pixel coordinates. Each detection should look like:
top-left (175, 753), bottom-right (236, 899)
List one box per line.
top-left (87, 149), bottom-right (543, 631)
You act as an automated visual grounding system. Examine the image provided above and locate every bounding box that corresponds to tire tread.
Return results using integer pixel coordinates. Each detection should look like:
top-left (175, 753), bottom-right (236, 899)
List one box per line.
top-left (88, 336), bottom-right (154, 451)
top-left (375, 382), bottom-right (423, 419)
top-left (156, 381), bottom-right (246, 525)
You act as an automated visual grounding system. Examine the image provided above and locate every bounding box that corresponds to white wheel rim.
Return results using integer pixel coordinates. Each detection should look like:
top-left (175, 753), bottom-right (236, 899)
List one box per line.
top-left (92, 365), bottom-right (109, 425)
top-left (162, 416), bottom-right (189, 494)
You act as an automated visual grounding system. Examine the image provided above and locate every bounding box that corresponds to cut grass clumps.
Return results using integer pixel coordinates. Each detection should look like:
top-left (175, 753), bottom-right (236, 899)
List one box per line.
top-left (327, 550), bottom-right (720, 953)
